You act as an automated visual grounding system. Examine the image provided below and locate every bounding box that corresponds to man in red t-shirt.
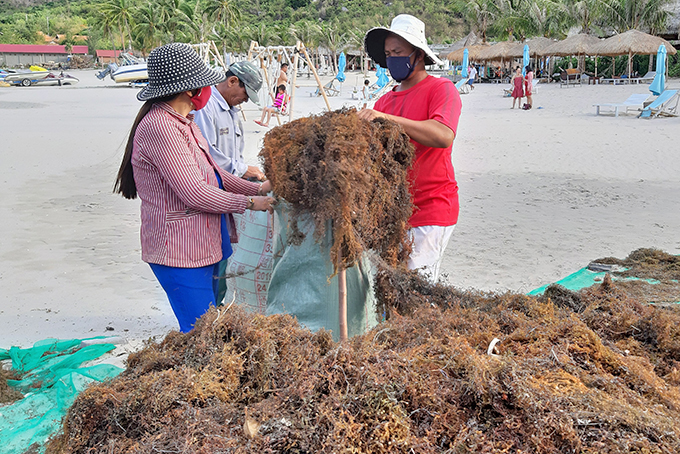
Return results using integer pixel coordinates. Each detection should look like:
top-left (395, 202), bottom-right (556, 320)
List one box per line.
top-left (359, 14), bottom-right (462, 282)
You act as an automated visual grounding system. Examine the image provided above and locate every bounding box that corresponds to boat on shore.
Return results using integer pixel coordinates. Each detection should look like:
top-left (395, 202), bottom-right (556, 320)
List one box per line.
top-left (3, 67), bottom-right (78, 87)
top-left (96, 53), bottom-right (148, 85)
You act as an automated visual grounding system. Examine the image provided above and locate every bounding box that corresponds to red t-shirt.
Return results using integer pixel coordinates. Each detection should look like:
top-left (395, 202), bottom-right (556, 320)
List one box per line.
top-left (374, 75), bottom-right (462, 227)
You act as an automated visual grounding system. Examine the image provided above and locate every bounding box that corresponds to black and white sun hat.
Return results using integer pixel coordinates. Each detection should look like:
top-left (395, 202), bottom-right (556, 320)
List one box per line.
top-left (137, 43), bottom-right (226, 102)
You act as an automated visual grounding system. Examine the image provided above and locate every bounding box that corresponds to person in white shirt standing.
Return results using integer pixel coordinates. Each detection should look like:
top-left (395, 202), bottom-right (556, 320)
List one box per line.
top-left (467, 64), bottom-right (477, 89)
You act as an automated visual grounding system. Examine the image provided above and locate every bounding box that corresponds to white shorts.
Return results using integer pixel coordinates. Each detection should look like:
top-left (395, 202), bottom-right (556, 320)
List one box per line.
top-left (407, 225), bottom-right (456, 283)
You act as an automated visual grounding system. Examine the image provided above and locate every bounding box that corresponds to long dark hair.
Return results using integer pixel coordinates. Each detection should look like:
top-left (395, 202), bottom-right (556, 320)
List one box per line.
top-left (114, 94), bottom-right (177, 199)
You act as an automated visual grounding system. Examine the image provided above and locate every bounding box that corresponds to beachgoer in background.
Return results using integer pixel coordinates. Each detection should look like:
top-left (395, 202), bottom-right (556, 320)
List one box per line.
top-left (193, 61), bottom-right (265, 181)
top-left (255, 84), bottom-right (287, 127)
top-left (467, 64), bottom-right (477, 89)
top-left (511, 66), bottom-right (524, 109)
top-left (192, 60), bottom-right (266, 304)
top-left (114, 43), bottom-right (275, 333)
top-left (524, 65), bottom-right (534, 109)
top-left (362, 79), bottom-right (370, 108)
top-left (360, 14), bottom-right (462, 282)
top-left (275, 62), bottom-right (289, 94)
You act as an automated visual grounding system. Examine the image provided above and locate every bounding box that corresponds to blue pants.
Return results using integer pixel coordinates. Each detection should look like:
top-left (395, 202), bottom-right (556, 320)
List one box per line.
top-left (150, 262), bottom-right (220, 333)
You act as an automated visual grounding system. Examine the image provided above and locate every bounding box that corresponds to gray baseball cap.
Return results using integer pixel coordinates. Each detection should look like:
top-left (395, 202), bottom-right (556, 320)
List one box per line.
top-left (229, 61), bottom-right (263, 105)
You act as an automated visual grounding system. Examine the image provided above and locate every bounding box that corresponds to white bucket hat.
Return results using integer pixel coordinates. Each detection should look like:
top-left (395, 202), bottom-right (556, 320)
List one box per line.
top-left (364, 14), bottom-right (443, 68)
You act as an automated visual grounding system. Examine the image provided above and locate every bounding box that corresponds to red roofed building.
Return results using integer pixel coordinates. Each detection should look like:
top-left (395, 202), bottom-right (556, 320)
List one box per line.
top-left (96, 49), bottom-right (122, 64)
top-left (0, 44), bottom-right (89, 67)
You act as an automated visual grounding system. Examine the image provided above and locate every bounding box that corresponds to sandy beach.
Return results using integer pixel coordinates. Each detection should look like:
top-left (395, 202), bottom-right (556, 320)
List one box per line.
top-left (1, 70), bottom-right (679, 349)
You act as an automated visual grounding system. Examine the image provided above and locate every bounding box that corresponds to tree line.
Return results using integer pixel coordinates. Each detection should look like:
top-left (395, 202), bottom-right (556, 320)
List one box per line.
top-left (0, 0), bottom-right (675, 56)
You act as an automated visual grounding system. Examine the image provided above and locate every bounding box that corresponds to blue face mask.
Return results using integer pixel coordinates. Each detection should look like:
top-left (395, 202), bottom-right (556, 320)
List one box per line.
top-left (386, 51), bottom-right (416, 82)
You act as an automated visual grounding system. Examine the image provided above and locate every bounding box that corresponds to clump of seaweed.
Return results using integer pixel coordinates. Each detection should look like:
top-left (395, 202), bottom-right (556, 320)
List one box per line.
top-left (259, 108), bottom-right (415, 271)
top-left (591, 248), bottom-right (680, 304)
top-left (0, 366), bottom-right (22, 404)
top-left (48, 250), bottom-right (680, 453)
top-left (596, 248), bottom-right (680, 281)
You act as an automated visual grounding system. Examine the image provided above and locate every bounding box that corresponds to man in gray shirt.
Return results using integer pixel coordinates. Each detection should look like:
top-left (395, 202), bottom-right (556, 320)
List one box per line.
top-left (194, 61), bottom-right (265, 181)
top-left (193, 61), bottom-right (265, 304)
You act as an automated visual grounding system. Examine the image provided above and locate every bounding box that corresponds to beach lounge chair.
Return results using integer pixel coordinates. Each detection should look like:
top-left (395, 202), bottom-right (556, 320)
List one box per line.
top-left (630, 71), bottom-right (656, 84)
top-left (639, 89), bottom-right (679, 118)
top-left (456, 78), bottom-right (471, 94)
top-left (559, 69), bottom-right (581, 87)
top-left (593, 93), bottom-right (650, 117)
top-left (314, 78), bottom-right (341, 97)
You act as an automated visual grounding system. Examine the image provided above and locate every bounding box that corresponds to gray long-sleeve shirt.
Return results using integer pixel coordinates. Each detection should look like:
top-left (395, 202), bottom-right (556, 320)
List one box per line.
top-left (192, 88), bottom-right (248, 177)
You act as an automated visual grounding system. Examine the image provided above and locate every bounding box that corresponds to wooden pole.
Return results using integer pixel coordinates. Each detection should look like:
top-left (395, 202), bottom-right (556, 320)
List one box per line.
top-left (259, 56), bottom-right (272, 102)
top-left (246, 40), bottom-right (257, 61)
top-left (300, 43), bottom-right (332, 111)
top-left (338, 250), bottom-right (348, 342)
top-left (288, 42), bottom-right (300, 123)
top-left (628, 50), bottom-right (632, 79)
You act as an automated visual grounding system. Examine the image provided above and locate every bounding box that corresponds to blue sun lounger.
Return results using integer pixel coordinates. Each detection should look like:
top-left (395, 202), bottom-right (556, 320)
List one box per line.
top-left (456, 78), bottom-right (471, 94)
top-left (639, 89), bottom-right (679, 118)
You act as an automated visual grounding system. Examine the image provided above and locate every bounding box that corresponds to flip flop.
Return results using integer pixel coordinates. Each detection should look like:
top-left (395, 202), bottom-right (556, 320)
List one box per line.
top-left (254, 120), bottom-right (264, 126)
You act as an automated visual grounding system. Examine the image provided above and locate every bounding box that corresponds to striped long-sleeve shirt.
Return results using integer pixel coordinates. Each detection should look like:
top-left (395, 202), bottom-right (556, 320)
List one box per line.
top-left (132, 102), bottom-right (260, 268)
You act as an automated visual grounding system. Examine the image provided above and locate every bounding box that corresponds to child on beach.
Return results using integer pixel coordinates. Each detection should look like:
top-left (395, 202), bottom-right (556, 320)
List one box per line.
top-left (362, 79), bottom-right (370, 108)
top-left (255, 84), bottom-right (287, 127)
top-left (524, 65), bottom-right (534, 109)
top-left (510, 66), bottom-right (525, 109)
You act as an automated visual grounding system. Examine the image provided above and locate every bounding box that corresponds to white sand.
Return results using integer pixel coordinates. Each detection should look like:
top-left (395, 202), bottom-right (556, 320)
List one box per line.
top-left (1, 70), bottom-right (679, 349)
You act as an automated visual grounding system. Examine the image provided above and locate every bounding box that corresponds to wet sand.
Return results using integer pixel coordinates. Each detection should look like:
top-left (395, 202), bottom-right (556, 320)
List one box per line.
top-left (1, 70), bottom-right (678, 348)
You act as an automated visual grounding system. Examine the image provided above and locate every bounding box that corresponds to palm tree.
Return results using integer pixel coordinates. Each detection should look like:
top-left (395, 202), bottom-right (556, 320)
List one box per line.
top-left (204, 0), bottom-right (241, 29)
top-left (99, 0), bottom-right (135, 51)
top-left (345, 27), bottom-right (367, 73)
top-left (175, 0), bottom-right (209, 43)
top-left (271, 23), bottom-right (294, 46)
top-left (525, 0), bottom-right (570, 38)
top-left (291, 20), bottom-right (321, 48)
top-left (458, 0), bottom-right (499, 42)
top-left (291, 20), bottom-right (321, 68)
top-left (492, 0), bottom-right (534, 40)
top-left (250, 22), bottom-right (276, 47)
top-left (319, 20), bottom-right (346, 73)
top-left (563, 0), bottom-right (608, 35)
top-left (133, 2), bottom-right (162, 52)
top-left (157, 0), bottom-right (183, 41)
top-left (604, 0), bottom-right (672, 32)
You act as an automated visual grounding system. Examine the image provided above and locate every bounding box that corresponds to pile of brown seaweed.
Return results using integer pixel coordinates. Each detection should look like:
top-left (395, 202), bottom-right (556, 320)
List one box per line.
top-left (259, 108), bottom-right (414, 271)
top-left (0, 367), bottom-right (22, 405)
top-left (47, 250), bottom-right (680, 453)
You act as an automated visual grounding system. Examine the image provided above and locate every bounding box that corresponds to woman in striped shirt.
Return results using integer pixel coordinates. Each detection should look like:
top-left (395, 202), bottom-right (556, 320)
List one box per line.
top-left (114, 43), bottom-right (275, 332)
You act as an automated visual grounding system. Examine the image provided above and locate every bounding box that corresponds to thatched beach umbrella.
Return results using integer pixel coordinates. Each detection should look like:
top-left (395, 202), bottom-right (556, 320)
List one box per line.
top-left (543, 34), bottom-right (602, 57)
top-left (447, 44), bottom-right (490, 62)
top-left (594, 29), bottom-right (677, 77)
top-left (478, 41), bottom-right (519, 61)
top-left (543, 34), bottom-right (602, 75)
top-left (526, 37), bottom-right (558, 57)
top-left (439, 31), bottom-right (482, 59)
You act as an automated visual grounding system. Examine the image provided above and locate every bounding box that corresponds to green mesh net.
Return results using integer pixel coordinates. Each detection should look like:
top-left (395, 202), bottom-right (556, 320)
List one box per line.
top-left (529, 267), bottom-right (670, 297)
top-left (0, 338), bottom-right (124, 454)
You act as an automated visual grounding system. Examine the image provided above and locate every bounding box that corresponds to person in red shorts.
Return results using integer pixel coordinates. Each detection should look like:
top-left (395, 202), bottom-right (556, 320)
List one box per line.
top-left (359, 14), bottom-right (462, 282)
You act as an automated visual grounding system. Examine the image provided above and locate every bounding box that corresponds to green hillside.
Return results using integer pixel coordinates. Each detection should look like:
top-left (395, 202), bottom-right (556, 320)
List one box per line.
top-left (0, 0), bottom-right (676, 61)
